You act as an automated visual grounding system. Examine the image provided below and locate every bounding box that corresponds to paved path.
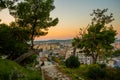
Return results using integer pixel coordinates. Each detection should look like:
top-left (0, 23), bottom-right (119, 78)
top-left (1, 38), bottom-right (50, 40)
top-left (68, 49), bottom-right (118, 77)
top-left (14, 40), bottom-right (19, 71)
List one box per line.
top-left (41, 62), bottom-right (70, 80)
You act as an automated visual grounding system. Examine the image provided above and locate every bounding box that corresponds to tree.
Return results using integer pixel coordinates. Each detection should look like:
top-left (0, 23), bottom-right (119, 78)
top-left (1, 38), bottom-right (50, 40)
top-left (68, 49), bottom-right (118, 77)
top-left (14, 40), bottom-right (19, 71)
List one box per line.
top-left (9, 0), bottom-right (58, 49)
top-left (77, 9), bottom-right (116, 64)
top-left (0, 0), bottom-right (16, 10)
top-left (72, 37), bottom-right (80, 56)
top-left (0, 23), bottom-right (30, 60)
top-left (0, 0), bottom-right (8, 10)
top-left (0, 0), bottom-right (58, 62)
top-left (0, 0), bottom-right (6, 10)
top-left (72, 28), bottom-right (87, 56)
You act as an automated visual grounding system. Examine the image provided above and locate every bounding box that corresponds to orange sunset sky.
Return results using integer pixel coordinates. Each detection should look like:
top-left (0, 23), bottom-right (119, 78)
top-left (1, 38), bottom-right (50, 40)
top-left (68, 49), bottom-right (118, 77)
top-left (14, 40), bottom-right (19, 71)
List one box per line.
top-left (0, 0), bottom-right (120, 40)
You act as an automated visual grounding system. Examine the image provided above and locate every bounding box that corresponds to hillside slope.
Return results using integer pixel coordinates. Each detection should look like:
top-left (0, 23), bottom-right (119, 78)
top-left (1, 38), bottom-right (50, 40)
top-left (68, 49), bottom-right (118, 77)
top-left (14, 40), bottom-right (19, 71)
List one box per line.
top-left (0, 58), bottom-right (42, 80)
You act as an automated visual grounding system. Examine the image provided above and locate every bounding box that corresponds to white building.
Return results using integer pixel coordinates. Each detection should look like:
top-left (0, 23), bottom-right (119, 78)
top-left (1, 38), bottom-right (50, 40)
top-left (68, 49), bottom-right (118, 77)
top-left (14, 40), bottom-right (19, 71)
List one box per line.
top-left (107, 57), bottom-right (120, 68)
top-left (65, 48), bottom-right (73, 59)
top-left (76, 49), bottom-right (93, 64)
top-left (65, 48), bottom-right (93, 64)
top-left (114, 38), bottom-right (120, 49)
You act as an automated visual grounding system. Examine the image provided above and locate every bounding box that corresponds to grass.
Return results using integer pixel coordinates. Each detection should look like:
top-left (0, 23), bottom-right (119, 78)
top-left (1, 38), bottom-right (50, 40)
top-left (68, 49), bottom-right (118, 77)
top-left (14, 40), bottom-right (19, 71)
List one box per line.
top-left (0, 58), bottom-right (42, 80)
top-left (56, 64), bottom-right (89, 80)
top-left (57, 64), bottom-right (120, 80)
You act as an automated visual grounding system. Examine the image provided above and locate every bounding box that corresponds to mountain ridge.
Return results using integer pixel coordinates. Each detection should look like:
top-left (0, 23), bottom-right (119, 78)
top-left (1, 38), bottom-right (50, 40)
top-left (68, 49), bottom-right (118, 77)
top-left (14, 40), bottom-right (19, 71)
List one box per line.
top-left (34, 39), bottom-right (72, 44)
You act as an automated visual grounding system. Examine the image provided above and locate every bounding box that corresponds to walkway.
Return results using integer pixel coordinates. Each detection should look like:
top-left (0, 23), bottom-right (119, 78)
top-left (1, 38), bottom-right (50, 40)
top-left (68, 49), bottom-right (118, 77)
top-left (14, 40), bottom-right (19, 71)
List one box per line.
top-left (41, 61), bottom-right (70, 80)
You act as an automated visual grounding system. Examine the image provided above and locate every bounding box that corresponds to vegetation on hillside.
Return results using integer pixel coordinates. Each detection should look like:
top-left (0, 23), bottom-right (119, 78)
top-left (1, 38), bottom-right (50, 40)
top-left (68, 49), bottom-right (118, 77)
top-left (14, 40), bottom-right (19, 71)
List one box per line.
top-left (0, 0), bottom-right (58, 63)
top-left (57, 64), bottom-right (120, 80)
top-left (0, 58), bottom-right (42, 80)
top-left (0, 0), bottom-right (58, 79)
top-left (0, 23), bottom-right (30, 60)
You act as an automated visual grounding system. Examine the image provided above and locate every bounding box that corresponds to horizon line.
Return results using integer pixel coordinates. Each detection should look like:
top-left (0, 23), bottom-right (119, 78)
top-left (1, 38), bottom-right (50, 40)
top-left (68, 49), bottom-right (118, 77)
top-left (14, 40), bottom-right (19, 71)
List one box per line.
top-left (34, 38), bottom-right (73, 41)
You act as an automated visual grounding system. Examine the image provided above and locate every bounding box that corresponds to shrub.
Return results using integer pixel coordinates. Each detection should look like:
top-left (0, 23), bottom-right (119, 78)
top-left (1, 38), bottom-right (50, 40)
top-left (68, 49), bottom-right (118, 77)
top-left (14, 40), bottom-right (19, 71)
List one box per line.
top-left (105, 67), bottom-right (120, 80)
top-left (85, 64), bottom-right (106, 80)
top-left (65, 55), bottom-right (80, 68)
top-left (98, 63), bottom-right (106, 68)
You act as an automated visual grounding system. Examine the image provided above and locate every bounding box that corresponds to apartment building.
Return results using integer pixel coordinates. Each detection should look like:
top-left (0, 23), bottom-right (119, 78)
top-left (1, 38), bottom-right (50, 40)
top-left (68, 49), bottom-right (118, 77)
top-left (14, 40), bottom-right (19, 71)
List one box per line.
top-left (114, 38), bottom-right (120, 49)
top-left (65, 48), bottom-right (93, 64)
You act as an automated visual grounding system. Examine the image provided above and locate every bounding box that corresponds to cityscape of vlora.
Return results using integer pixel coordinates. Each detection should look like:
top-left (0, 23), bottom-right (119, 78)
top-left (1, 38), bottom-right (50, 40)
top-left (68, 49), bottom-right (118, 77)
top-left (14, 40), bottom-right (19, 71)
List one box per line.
top-left (0, 0), bottom-right (120, 80)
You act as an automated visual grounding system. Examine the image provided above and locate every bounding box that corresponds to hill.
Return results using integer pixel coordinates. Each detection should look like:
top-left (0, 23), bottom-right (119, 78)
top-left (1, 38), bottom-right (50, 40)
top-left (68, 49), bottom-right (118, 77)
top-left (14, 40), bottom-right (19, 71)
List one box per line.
top-left (0, 58), bottom-right (42, 80)
top-left (34, 39), bottom-right (72, 44)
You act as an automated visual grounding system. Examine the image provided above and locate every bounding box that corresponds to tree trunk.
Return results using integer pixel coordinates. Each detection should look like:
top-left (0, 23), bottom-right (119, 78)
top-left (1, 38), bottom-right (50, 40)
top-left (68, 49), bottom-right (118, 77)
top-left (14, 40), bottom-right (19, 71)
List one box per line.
top-left (14, 50), bottom-right (35, 63)
top-left (92, 57), bottom-right (97, 64)
top-left (92, 54), bottom-right (98, 64)
top-left (31, 34), bottom-right (34, 49)
top-left (31, 17), bottom-right (37, 49)
top-left (73, 46), bottom-right (77, 56)
top-left (15, 18), bottom-right (37, 63)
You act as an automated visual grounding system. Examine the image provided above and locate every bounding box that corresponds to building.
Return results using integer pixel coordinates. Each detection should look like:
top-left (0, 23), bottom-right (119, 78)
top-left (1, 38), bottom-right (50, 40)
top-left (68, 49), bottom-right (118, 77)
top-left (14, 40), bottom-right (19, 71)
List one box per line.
top-left (76, 49), bottom-right (93, 64)
top-left (65, 48), bottom-right (93, 64)
top-left (107, 57), bottom-right (120, 68)
top-left (114, 38), bottom-right (120, 49)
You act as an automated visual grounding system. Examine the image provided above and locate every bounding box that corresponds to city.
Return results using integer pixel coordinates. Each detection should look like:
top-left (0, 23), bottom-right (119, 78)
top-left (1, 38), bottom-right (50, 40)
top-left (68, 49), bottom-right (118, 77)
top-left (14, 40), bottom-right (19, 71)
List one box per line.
top-left (0, 0), bottom-right (120, 80)
top-left (34, 38), bottom-right (120, 66)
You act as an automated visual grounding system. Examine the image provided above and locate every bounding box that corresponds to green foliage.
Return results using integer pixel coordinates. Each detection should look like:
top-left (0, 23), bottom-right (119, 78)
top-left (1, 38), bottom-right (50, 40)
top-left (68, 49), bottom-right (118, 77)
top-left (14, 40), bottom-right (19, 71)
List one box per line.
top-left (0, 0), bottom-right (15, 10)
top-left (65, 55), bottom-right (80, 68)
top-left (0, 24), bottom-right (30, 60)
top-left (85, 64), bottom-right (120, 80)
top-left (85, 64), bottom-right (106, 80)
top-left (21, 54), bottom-right (38, 66)
top-left (0, 0), bottom-right (6, 10)
top-left (75, 9), bottom-right (116, 64)
top-left (91, 8), bottom-right (114, 24)
top-left (9, 0), bottom-right (59, 48)
top-left (112, 49), bottom-right (120, 57)
top-left (57, 64), bottom-right (88, 80)
top-left (72, 37), bottom-right (81, 55)
top-left (58, 63), bottom-right (120, 80)
top-left (0, 58), bottom-right (42, 80)
top-left (105, 67), bottom-right (120, 80)
top-left (98, 63), bottom-right (106, 68)
top-left (72, 37), bottom-right (81, 47)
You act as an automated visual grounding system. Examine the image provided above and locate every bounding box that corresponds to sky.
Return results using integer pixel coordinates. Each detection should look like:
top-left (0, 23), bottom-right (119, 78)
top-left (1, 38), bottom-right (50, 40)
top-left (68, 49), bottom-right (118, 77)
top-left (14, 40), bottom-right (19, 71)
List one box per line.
top-left (0, 0), bottom-right (120, 40)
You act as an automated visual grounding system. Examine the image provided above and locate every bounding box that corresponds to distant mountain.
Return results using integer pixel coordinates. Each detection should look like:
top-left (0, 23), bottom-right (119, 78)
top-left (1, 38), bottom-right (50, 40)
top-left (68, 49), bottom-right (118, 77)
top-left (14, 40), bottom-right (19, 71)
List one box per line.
top-left (46, 39), bottom-right (72, 42)
top-left (34, 39), bottom-right (72, 44)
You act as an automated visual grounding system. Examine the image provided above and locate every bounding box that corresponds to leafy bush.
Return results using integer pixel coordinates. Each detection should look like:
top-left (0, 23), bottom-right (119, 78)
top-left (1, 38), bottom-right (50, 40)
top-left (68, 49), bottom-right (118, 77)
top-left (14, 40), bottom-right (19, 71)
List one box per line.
top-left (85, 64), bottom-right (106, 80)
top-left (98, 63), bottom-right (106, 68)
top-left (105, 67), bottom-right (120, 80)
top-left (59, 63), bottom-right (120, 80)
top-left (65, 55), bottom-right (80, 68)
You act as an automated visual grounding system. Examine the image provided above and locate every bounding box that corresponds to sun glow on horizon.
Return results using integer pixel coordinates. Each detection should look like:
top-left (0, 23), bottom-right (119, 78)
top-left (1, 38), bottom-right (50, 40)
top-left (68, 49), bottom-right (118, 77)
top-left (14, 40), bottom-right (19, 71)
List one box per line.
top-left (0, 0), bottom-right (120, 40)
